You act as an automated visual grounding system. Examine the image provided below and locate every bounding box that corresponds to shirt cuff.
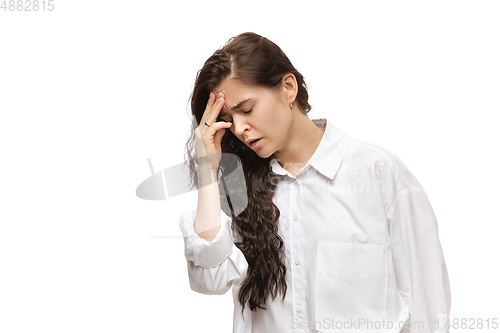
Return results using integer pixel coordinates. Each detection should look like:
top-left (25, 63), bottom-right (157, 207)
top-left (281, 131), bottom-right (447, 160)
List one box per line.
top-left (179, 207), bottom-right (234, 268)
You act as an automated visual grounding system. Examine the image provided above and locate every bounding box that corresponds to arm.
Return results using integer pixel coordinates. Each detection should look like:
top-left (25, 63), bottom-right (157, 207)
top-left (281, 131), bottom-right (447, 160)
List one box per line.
top-left (194, 163), bottom-right (223, 242)
top-left (181, 91), bottom-right (247, 294)
top-left (179, 206), bottom-right (248, 295)
top-left (387, 187), bottom-right (451, 332)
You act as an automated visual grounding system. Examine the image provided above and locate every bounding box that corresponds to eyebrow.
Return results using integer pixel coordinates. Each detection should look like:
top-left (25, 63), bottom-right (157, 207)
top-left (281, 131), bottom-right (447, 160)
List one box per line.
top-left (221, 98), bottom-right (252, 116)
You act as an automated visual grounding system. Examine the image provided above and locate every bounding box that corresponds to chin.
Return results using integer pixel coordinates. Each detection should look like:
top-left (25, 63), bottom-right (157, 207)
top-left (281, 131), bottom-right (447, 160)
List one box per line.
top-left (257, 149), bottom-right (274, 159)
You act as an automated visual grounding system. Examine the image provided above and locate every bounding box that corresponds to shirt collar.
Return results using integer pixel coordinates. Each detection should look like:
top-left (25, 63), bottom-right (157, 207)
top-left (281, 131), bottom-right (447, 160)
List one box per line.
top-left (269, 118), bottom-right (353, 180)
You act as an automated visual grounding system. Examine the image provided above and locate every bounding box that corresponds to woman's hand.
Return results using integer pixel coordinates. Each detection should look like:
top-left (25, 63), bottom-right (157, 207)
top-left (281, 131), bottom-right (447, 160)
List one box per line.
top-left (195, 92), bottom-right (232, 173)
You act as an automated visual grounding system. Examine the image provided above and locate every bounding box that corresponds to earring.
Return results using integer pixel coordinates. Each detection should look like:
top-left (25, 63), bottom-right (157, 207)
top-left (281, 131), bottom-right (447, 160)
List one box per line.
top-left (289, 100), bottom-right (293, 108)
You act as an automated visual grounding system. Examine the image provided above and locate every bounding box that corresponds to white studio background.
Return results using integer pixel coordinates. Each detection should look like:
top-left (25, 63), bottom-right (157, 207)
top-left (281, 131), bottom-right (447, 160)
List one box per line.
top-left (0, 1), bottom-right (498, 332)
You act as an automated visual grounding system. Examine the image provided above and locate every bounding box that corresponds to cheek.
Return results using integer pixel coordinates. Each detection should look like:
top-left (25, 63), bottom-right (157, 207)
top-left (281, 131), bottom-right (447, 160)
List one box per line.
top-left (263, 111), bottom-right (282, 131)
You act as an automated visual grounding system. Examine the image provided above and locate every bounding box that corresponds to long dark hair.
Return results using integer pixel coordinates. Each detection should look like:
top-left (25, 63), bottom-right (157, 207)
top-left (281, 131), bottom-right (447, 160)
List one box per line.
top-left (184, 32), bottom-right (312, 313)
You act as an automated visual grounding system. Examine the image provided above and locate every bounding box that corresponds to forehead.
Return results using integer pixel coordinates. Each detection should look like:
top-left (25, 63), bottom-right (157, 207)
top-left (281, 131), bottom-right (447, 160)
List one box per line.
top-left (215, 79), bottom-right (267, 114)
top-left (216, 79), bottom-right (254, 100)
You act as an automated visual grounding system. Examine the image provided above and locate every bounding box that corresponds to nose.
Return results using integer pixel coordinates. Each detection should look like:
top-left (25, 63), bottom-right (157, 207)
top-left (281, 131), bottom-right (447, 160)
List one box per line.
top-left (232, 116), bottom-right (250, 138)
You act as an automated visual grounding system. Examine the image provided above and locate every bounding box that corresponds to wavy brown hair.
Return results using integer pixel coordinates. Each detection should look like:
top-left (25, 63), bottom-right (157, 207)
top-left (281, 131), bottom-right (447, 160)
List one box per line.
top-left (184, 32), bottom-right (312, 313)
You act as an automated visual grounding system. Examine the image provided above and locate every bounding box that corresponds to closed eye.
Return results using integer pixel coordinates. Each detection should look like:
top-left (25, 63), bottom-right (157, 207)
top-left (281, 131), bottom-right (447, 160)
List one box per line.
top-left (217, 108), bottom-right (252, 122)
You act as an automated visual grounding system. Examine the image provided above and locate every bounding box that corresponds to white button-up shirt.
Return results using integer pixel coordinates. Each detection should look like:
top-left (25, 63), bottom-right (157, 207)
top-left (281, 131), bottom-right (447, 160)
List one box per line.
top-left (179, 118), bottom-right (451, 333)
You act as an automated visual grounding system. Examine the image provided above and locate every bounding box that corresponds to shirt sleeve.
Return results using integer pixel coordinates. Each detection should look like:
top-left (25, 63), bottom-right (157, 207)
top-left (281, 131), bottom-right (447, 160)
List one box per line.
top-left (179, 206), bottom-right (248, 295)
top-left (387, 186), bottom-right (451, 333)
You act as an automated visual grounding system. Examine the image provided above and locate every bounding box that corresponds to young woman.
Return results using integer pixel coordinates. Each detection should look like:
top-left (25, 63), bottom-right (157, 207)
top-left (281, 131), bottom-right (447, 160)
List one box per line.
top-left (179, 32), bottom-right (451, 333)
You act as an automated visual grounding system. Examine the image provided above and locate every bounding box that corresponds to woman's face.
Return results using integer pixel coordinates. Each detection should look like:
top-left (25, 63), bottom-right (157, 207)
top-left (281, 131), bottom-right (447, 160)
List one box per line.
top-left (215, 78), bottom-right (293, 159)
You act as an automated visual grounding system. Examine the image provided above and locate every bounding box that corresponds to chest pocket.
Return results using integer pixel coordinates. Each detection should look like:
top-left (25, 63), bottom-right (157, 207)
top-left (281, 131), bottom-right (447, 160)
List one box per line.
top-left (314, 241), bottom-right (388, 333)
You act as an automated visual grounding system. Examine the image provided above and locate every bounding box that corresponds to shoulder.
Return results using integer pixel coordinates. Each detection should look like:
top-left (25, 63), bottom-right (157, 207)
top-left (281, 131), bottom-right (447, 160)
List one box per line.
top-left (345, 137), bottom-right (423, 191)
top-left (346, 137), bottom-right (403, 169)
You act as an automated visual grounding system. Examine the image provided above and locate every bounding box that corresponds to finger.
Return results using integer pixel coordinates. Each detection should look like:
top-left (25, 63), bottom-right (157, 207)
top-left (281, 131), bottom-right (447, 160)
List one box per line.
top-left (205, 93), bottom-right (221, 120)
top-left (206, 93), bottom-right (225, 124)
top-left (213, 125), bottom-right (227, 150)
top-left (203, 121), bottom-right (232, 141)
top-left (209, 92), bottom-right (220, 113)
top-left (214, 122), bottom-right (233, 141)
top-left (201, 92), bottom-right (216, 126)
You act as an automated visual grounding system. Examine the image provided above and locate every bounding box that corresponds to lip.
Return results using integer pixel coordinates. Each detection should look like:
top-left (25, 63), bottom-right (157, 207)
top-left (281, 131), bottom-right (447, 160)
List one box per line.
top-left (248, 137), bottom-right (263, 149)
top-left (245, 137), bottom-right (261, 144)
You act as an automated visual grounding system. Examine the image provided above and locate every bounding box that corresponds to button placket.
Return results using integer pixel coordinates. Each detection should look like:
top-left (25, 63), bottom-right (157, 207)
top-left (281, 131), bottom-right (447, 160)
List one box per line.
top-left (290, 178), bottom-right (307, 331)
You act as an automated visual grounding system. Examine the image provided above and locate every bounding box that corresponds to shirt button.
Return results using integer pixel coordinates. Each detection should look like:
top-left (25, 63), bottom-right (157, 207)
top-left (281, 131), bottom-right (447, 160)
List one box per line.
top-left (295, 258), bottom-right (300, 265)
top-left (293, 215), bottom-right (297, 220)
top-left (296, 304), bottom-right (302, 312)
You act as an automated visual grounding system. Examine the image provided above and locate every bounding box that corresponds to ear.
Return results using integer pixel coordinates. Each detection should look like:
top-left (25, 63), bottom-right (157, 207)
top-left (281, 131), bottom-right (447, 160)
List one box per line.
top-left (281, 73), bottom-right (298, 104)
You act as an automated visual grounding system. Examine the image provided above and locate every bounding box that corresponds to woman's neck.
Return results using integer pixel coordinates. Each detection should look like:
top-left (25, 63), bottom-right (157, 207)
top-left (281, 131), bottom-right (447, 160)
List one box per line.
top-left (272, 114), bottom-right (325, 176)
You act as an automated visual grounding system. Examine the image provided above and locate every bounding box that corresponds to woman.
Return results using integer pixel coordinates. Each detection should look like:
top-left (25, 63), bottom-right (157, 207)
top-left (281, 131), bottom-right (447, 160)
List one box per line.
top-left (179, 32), bottom-right (451, 333)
